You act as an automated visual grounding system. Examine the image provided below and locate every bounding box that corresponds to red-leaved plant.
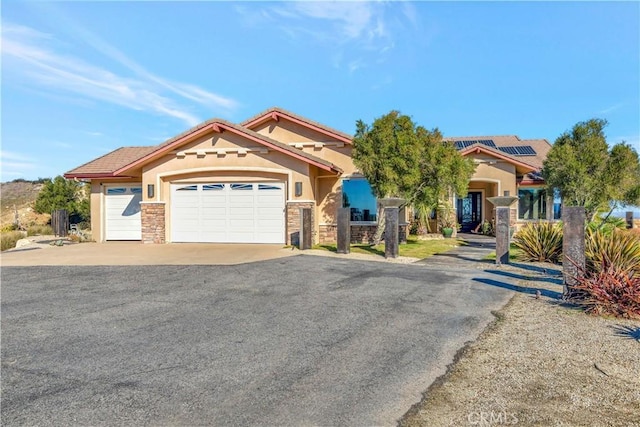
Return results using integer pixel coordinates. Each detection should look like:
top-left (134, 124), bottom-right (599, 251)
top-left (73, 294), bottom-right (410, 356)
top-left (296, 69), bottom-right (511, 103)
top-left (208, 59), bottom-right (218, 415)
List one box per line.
top-left (570, 256), bottom-right (640, 319)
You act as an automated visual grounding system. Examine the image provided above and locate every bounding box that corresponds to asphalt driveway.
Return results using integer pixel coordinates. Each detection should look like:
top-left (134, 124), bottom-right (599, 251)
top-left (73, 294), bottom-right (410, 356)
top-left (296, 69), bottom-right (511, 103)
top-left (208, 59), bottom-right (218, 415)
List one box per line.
top-left (2, 254), bottom-right (514, 426)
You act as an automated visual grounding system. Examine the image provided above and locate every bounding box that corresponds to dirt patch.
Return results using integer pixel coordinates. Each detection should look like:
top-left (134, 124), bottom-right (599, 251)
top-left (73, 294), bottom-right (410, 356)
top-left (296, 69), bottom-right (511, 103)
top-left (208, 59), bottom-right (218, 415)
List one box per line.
top-left (0, 181), bottom-right (48, 228)
top-left (400, 269), bottom-right (640, 427)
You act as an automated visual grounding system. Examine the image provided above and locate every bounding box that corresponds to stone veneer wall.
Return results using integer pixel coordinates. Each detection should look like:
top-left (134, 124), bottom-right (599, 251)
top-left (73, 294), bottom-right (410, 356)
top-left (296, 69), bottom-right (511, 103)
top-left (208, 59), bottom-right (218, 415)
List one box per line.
top-left (141, 202), bottom-right (166, 244)
top-left (286, 201), bottom-right (315, 246)
top-left (319, 224), bottom-right (408, 244)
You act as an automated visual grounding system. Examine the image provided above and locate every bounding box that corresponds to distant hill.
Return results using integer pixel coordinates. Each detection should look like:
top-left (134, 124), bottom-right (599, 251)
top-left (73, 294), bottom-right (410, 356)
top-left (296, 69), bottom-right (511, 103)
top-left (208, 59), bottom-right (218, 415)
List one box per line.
top-left (0, 179), bottom-right (50, 228)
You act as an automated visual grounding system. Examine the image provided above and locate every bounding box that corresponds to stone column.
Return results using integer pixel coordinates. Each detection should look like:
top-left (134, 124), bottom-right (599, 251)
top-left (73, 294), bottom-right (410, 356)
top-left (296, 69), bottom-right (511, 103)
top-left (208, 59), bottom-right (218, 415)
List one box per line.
top-left (380, 198), bottom-right (405, 259)
top-left (300, 208), bottom-right (312, 250)
top-left (336, 207), bottom-right (350, 254)
top-left (140, 202), bottom-right (166, 244)
top-left (562, 206), bottom-right (586, 296)
top-left (495, 207), bottom-right (510, 265)
top-left (286, 201), bottom-right (315, 247)
top-left (487, 196), bottom-right (519, 266)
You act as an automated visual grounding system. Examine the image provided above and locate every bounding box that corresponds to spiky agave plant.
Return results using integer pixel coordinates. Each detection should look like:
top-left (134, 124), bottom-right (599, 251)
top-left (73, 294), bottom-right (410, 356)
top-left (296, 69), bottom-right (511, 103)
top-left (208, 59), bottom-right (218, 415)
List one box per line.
top-left (585, 228), bottom-right (640, 278)
top-left (512, 221), bottom-right (563, 263)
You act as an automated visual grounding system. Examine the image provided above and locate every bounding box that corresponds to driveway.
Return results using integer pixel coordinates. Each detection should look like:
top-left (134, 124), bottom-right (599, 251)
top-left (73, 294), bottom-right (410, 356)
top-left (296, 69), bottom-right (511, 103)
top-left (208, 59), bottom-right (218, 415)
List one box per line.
top-left (0, 240), bottom-right (295, 266)
top-left (1, 251), bottom-right (514, 426)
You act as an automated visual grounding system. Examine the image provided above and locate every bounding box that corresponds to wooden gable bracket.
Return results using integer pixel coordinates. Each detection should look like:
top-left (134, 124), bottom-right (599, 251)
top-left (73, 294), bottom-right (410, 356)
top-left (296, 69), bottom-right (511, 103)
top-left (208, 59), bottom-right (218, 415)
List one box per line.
top-left (270, 112), bottom-right (279, 122)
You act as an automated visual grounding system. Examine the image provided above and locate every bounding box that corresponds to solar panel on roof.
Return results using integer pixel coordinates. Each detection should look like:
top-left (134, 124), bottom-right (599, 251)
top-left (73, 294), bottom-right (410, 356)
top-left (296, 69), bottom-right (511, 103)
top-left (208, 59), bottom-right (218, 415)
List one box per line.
top-left (498, 145), bottom-right (537, 156)
top-left (478, 139), bottom-right (496, 147)
top-left (514, 145), bottom-right (536, 155)
top-left (498, 146), bottom-right (519, 155)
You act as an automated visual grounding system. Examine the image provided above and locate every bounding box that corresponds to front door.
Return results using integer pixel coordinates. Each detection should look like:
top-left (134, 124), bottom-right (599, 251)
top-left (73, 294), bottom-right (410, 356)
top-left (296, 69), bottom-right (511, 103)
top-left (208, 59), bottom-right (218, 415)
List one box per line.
top-left (457, 192), bottom-right (482, 232)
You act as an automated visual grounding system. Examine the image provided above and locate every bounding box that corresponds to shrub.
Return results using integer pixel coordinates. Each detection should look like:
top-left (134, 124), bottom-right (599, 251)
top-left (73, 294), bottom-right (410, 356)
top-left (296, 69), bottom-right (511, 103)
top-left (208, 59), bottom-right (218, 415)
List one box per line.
top-left (75, 221), bottom-right (91, 231)
top-left (68, 230), bottom-right (93, 243)
top-left (587, 213), bottom-right (627, 236)
top-left (1, 231), bottom-right (26, 251)
top-left (26, 225), bottom-right (54, 236)
top-left (571, 258), bottom-right (640, 319)
top-left (1, 223), bottom-right (18, 232)
top-left (585, 228), bottom-right (640, 277)
top-left (512, 221), bottom-right (563, 263)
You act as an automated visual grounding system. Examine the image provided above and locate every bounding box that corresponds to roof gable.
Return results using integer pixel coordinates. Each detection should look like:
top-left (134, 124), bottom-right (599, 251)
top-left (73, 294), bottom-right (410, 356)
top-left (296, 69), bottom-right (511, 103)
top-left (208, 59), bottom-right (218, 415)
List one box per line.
top-left (459, 144), bottom-right (538, 173)
top-left (65, 118), bottom-right (343, 179)
top-left (242, 107), bottom-right (353, 144)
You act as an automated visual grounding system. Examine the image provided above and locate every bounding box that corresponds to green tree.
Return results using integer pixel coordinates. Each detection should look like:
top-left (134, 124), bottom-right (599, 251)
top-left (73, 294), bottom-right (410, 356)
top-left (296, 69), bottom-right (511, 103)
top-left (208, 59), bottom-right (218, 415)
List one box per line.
top-left (34, 176), bottom-right (90, 221)
top-left (352, 111), bottom-right (476, 242)
top-left (542, 119), bottom-right (640, 221)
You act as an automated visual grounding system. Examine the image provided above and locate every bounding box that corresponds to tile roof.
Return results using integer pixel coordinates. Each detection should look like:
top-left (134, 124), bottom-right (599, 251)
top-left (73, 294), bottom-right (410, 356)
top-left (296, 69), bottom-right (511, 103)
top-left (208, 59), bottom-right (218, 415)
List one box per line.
top-left (64, 146), bottom-right (157, 178)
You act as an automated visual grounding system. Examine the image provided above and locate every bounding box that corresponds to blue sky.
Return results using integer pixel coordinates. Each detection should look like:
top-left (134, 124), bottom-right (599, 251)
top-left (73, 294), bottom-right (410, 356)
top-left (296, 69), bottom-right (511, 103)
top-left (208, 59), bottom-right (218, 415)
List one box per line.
top-left (1, 1), bottom-right (639, 183)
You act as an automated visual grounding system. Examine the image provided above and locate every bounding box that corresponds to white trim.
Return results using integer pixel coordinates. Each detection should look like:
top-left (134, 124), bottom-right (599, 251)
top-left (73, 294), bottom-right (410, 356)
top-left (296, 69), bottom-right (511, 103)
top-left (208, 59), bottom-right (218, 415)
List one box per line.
top-left (155, 167), bottom-right (293, 201)
top-left (288, 141), bottom-right (346, 148)
top-left (286, 199), bottom-right (315, 204)
top-left (172, 147), bottom-right (269, 158)
top-left (140, 201), bottom-right (166, 204)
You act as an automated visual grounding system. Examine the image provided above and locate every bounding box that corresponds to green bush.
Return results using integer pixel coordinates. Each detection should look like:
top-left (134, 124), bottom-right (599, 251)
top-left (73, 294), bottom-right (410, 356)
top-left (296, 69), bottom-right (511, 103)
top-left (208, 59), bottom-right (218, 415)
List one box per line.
top-left (1, 231), bottom-right (26, 251)
top-left (587, 213), bottom-right (627, 236)
top-left (512, 222), bottom-right (563, 263)
top-left (0, 223), bottom-right (18, 232)
top-left (585, 228), bottom-right (640, 277)
top-left (26, 225), bottom-right (54, 236)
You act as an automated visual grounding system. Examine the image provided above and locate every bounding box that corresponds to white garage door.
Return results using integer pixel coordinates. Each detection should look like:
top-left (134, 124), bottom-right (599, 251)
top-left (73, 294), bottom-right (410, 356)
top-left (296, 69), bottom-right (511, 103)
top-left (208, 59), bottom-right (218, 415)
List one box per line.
top-left (171, 182), bottom-right (285, 243)
top-left (105, 186), bottom-right (142, 240)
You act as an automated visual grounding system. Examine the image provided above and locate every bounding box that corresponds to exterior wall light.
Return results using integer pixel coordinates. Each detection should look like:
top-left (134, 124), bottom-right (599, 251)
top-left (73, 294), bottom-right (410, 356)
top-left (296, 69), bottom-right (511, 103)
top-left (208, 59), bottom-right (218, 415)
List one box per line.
top-left (295, 182), bottom-right (303, 197)
top-left (147, 184), bottom-right (155, 199)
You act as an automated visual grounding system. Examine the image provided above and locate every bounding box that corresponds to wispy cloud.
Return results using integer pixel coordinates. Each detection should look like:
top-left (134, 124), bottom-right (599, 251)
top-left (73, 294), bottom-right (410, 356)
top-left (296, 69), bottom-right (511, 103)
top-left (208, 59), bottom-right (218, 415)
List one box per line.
top-left (599, 103), bottom-right (625, 115)
top-left (0, 150), bottom-right (38, 178)
top-left (236, 1), bottom-right (413, 72)
top-left (1, 22), bottom-right (239, 127)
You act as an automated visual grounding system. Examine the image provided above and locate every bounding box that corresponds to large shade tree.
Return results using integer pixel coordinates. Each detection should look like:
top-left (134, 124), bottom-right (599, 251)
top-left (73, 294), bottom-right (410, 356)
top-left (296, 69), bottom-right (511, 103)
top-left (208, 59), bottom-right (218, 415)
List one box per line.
top-left (542, 118), bottom-right (640, 221)
top-left (352, 111), bottom-right (476, 243)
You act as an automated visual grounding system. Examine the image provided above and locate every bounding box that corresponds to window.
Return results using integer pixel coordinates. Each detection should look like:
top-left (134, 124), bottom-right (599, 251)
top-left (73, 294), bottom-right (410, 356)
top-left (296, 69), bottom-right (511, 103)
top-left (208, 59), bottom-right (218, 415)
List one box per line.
top-left (230, 183), bottom-right (253, 191)
top-left (342, 179), bottom-right (377, 222)
top-left (131, 187), bottom-right (143, 194)
top-left (176, 185), bottom-right (197, 191)
top-left (106, 188), bottom-right (127, 195)
top-left (553, 188), bottom-right (562, 220)
top-left (518, 188), bottom-right (547, 220)
top-left (258, 184), bottom-right (282, 191)
top-left (203, 184), bottom-right (225, 191)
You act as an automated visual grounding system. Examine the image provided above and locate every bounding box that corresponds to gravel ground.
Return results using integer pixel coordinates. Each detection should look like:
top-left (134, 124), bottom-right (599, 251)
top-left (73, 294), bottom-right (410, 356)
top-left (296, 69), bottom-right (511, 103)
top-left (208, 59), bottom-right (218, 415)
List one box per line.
top-left (400, 264), bottom-right (640, 427)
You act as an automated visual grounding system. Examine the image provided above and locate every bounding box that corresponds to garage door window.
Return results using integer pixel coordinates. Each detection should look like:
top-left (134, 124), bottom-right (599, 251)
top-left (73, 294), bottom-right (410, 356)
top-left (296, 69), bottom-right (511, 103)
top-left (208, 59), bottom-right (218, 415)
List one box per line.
top-left (258, 184), bottom-right (281, 190)
top-left (231, 183), bottom-right (253, 190)
top-left (176, 185), bottom-right (197, 191)
top-left (107, 188), bottom-right (127, 195)
top-left (203, 184), bottom-right (225, 191)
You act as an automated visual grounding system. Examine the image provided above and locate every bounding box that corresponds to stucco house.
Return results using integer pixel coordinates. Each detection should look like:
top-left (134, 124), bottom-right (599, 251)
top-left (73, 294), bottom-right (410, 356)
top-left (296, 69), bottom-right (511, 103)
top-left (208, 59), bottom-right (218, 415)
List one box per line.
top-left (64, 107), bottom-right (556, 244)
